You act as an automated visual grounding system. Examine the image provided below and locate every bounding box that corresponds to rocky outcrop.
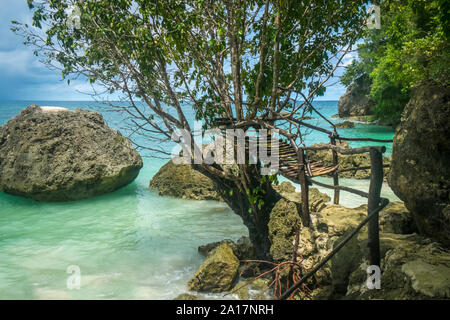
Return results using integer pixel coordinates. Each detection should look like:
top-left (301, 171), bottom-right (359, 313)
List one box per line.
top-left (389, 83), bottom-right (450, 247)
top-left (0, 105), bottom-right (143, 201)
top-left (188, 243), bottom-right (239, 292)
top-left (273, 181), bottom-right (331, 213)
top-left (173, 293), bottom-right (198, 300)
top-left (338, 75), bottom-right (375, 117)
top-left (346, 233), bottom-right (450, 299)
top-left (307, 141), bottom-right (391, 179)
top-left (198, 236), bottom-right (254, 261)
top-left (267, 189), bottom-right (334, 264)
top-left (267, 195), bottom-right (435, 299)
top-left (188, 196), bottom-right (447, 300)
top-left (335, 121), bottom-right (355, 129)
top-left (379, 201), bottom-right (417, 235)
top-left (149, 160), bottom-right (223, 201)
top-left (273, 181), bottom-right (296, 194)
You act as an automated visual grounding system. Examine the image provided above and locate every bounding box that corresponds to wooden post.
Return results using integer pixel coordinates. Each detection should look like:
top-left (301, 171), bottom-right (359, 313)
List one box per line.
top-left (367, 147), bottom-right (384, 267)
top-left (330, 136), bottom-right (340, 204)
top-left (298, 149), bottom-right (310, 226)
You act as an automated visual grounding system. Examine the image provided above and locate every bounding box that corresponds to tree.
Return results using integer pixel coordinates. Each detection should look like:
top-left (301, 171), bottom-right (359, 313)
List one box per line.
top-left (341, 0), bottom-right (450, 125)
top-left (13, 0), bottom-right (370, 259)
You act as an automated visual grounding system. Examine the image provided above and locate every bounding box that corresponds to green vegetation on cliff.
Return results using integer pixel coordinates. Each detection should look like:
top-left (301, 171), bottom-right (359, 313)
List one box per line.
top-left (341, 0), bottom-right (449, 125)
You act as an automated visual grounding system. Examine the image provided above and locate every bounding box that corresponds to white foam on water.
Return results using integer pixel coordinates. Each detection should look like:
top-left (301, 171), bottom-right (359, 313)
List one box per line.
top-left (39, 106), bottom-right (70, 112)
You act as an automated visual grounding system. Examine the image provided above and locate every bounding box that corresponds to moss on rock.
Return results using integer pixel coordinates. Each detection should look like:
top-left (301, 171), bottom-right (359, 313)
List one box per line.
top-left (150, 160), bottom-right (223, 201)
top-left (188, 243), bottom-right (239, 292)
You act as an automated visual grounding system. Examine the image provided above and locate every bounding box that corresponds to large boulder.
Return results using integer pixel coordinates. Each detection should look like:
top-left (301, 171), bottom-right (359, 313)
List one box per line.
top-left (389, 83), bottom-right (450, 247)
top-left (307, 141), bottom-right (391, 179)
top-left (346, 233), bottom-right (450, 300)
top-left (0, 105), bottom-right (143, 201)
top-left (150, 160), bottom-right (223, 201)
top-left (188, 243), bottom-right (239, 292)
top-left (338, 74), bottom-right (375, 118)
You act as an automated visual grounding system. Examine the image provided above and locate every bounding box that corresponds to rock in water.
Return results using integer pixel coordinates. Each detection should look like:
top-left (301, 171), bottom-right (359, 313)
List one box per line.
top-left (338, 74), bottom-right (374, 118)
top-left (335, 121), bottom-right (355, 129)
top-left (0, 105), bottom-right (143, 201)
top-left (188, 243), bottom-right (239, 292)
top-left (389, 83), bottom-right (450, 247)
top-left (150, 160), bottom-right (222, 201)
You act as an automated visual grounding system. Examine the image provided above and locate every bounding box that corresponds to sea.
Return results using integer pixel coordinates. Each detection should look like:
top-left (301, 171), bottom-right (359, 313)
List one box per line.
top-left (0, 100), bottom-right (399, 299)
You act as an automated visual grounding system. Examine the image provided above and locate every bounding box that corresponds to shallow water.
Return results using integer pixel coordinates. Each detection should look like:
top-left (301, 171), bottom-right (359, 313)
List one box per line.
top-left (0, 101), bottom-right (397, 299)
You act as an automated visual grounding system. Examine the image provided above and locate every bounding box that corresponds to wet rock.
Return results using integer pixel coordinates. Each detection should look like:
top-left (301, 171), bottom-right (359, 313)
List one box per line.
top-left (173, 293), bottom-right (198, 300)
top-left (389, 83), bottom-right (450, 247)
top-left (335, 121), bottom-right (355, 129)
top-left (198, 239), bottom-right (237, 257)
top-left (0, 105), bottom-right (142, 201)
top-left (188, 243), bottom-right (239, 292)
top-left (150, 160), bottom-right (223, 201)
top-left (235, 236), bottom-right (255, 261)
top-left (198, 236), bottom-right (254, 261)
top-left (235, 285), bottom-right (250, 300)
top-left (250, 278), bottom-right (270, 291)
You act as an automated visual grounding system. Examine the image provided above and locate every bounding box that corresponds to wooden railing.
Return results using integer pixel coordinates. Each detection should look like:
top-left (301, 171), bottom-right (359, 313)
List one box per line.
top-left (214, 110), bottom-right (394, 300)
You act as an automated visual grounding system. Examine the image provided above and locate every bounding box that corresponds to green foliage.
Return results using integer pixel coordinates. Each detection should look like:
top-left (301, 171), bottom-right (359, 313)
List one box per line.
top-left (14, 0), bottom-right (369, 126)
top-left (342, 0), bottom-right (450, 125)
top-left (246, 174), bottom-right (278, 214)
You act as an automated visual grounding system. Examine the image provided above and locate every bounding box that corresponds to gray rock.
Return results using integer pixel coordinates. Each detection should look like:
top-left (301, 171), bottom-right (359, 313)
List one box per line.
top-left (379, 201), bottom-right (417, 234)
top-left (335, 121), bottom-right (355, 129)
top-left (346, 233), bottom-right (450, 299)
top-left (173, 293), bottom-right (198, 300)
top-left (188, 243), bottom-right (239, 292)
top-left (150, 160), bottom-right (223, 201)
top-left (198, 236), bottom-right (255, 261)
top-left (198, 239), bottom-right (237, 257)
top-left (338, 74), bottom-right (375, 118)
top-left (389, 83), bottom-right (450, 247)
top-left (0, 105), bottom-right (142, 201)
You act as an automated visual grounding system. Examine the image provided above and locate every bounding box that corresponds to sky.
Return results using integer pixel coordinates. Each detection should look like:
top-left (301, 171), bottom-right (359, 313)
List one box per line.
top-left (0, 1), bottom-right (353, 101)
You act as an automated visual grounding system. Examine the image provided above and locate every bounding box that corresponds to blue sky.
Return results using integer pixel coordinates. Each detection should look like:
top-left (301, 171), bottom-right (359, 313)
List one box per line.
top-left (0, 1), bottom-right (352, 101)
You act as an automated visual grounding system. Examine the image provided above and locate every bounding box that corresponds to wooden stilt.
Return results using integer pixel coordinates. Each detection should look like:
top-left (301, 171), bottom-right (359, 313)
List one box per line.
top-left (297, 149), bottom-right (310, 226)
top-left (330, 136), bottom-right (340, 204)
top-left (368, 147), bottom-right (383, 267)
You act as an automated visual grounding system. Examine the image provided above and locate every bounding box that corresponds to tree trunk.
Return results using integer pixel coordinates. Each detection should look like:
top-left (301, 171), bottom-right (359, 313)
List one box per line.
top-left (195, 164), bottom-right (280, 260)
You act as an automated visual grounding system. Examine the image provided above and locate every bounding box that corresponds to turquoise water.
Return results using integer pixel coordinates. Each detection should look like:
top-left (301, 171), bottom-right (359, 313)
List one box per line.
top-left (0, 101), bottom-right (397, 299)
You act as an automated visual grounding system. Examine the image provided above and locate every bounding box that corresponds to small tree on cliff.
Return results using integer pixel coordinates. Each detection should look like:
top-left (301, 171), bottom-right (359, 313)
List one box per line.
top-left (14, 0), bottom-right (369, 259)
